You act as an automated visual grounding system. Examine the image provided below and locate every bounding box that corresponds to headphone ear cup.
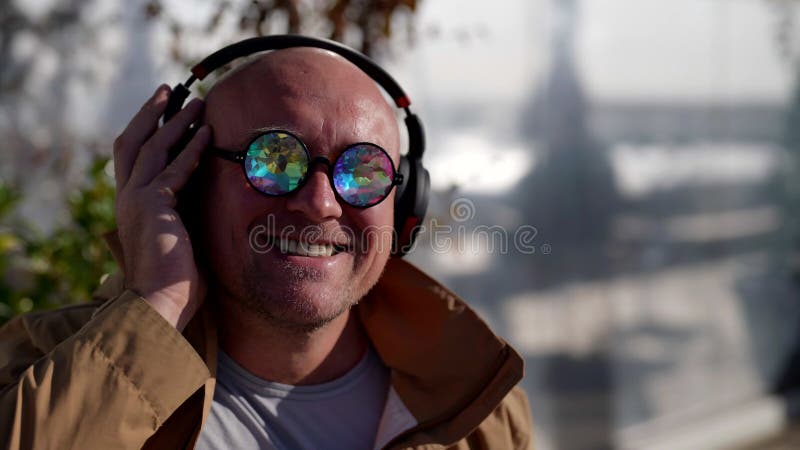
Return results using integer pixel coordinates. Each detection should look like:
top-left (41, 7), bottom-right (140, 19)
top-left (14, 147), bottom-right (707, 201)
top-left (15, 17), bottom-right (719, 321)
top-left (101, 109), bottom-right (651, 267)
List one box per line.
top-left (407, 162), bottom-right (430, 248)
top-left (393, 155), bottom-right (412, 255)
top-left (414, 164), bottom-right (430, 220)
top-left (392, 156), bottom-right (429, 256)
top-left (394, 156), bottom-right (411, 204)
top-left (164, 83), bottom-right (191, 122)
top-left (164, 83), bottom-right (195, 164)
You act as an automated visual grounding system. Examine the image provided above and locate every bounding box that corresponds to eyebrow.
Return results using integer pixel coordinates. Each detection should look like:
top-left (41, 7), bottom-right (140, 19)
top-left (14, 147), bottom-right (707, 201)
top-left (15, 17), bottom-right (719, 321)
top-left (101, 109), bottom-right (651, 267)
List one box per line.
top-left (217, 125), bottom-right (295, 152)
top-left (229, 126), bottom-right (388, 157)
top-left (238, 125), bottom-right (296, 148)
top-left (250, 125), bottom-right (295, 135)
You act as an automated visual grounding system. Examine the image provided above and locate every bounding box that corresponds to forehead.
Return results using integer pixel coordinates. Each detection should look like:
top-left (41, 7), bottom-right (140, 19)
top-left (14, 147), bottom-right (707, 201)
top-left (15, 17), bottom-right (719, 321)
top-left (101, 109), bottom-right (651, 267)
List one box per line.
top-left (204, 49), bottom-right (400, 156)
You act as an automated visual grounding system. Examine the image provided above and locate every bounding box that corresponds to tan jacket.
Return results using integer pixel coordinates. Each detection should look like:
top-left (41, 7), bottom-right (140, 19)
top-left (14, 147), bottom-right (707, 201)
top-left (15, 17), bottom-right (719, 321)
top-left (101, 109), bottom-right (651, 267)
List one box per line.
top-left (0, 252), bottom-right (533, 449)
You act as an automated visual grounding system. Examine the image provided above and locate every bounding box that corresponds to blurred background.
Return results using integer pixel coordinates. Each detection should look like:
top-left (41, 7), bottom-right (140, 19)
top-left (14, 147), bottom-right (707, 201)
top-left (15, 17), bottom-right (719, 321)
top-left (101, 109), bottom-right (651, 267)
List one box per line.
top-left (2, 0), bottom-right (800, 448)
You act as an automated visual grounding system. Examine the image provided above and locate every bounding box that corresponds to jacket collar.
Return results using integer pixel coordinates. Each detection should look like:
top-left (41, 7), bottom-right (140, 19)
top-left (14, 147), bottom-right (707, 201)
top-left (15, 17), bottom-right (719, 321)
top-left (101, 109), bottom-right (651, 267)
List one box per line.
top-left (358, 258), bottom-right (524, 447)
top-left (103, 231), bottom-right (524, 448)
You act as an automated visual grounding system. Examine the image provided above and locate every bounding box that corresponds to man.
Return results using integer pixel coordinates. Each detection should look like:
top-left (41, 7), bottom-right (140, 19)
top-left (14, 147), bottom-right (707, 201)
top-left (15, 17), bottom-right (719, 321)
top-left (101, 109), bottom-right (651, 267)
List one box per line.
top-left (0, 45), bottom-right (533, 449)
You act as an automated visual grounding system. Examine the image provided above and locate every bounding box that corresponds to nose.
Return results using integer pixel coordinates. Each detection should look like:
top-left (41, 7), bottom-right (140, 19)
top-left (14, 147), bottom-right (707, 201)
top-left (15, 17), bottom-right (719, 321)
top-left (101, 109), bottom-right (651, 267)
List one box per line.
top-left (285, 164), bottom-right (343, 222)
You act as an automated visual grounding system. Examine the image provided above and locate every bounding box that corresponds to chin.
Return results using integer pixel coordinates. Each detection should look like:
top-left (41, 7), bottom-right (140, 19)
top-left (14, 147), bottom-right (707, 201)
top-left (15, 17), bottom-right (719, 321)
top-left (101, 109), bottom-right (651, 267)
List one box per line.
top-left (239, 277), bottom-right (358, 331)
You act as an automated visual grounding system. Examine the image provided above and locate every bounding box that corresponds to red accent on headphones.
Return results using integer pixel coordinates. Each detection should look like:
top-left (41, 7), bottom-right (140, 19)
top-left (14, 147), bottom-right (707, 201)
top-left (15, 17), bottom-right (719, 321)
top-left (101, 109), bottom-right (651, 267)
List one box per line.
top-left (398, 216), bottom-right (421, 251)
top-left (191, 65), bottom-right (210, 80)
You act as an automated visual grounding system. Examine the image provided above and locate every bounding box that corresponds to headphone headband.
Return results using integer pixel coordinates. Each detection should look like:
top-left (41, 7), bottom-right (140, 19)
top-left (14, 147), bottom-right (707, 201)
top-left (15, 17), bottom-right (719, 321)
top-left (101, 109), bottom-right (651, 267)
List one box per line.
top-left (188, 35), bottom-right (412, 109)
top-left (168, 34), bottom-right (424, 160)
top-left (165, 34), bottom-right (429, 256)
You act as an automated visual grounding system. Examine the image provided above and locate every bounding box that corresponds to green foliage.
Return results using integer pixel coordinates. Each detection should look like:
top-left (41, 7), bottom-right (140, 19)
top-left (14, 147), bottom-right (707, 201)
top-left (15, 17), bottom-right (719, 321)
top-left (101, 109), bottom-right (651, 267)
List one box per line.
top-left (0, 0), bottom-right (423, 325)
top-left (0, 157), bottom-right (117, 325)
top-left (146, 0), bottom-right (419, 59)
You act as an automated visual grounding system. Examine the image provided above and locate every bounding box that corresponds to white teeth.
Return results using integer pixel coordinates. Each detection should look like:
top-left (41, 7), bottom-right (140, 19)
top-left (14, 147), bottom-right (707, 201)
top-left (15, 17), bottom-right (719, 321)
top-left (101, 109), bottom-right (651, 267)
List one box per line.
top-left (276, 238), bottom-right (334, 257)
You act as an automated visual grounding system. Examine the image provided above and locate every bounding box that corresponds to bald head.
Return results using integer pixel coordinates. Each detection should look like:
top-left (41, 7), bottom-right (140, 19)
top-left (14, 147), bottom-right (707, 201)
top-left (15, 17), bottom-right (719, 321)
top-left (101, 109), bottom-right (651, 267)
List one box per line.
top-left (204, 48), bottom-right (400, 159)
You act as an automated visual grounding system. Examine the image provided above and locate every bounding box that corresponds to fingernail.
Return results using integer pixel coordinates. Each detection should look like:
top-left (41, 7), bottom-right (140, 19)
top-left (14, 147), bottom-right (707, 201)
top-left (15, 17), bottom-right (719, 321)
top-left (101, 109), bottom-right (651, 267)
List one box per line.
top-left (154, 83), bottom-right (169, 96)
top-left (187, 98), bottom-right (204, 108)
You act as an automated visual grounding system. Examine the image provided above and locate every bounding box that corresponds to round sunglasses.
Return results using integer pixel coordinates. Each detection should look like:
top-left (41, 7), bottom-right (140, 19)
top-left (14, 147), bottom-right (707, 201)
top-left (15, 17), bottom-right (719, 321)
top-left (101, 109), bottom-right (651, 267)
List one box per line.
top-left (209, 130), bottom-right (403, 208)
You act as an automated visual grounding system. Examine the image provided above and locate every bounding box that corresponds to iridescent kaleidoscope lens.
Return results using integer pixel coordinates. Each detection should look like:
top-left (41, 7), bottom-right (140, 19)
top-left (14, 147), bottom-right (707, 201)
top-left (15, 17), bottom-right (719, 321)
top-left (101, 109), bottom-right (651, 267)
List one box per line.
top-left (234, 131), bottom-right (397, 207)
top-left (333, 144), bottom-right (395, 207)
top-left (244, 132), bottom-right (308, 195)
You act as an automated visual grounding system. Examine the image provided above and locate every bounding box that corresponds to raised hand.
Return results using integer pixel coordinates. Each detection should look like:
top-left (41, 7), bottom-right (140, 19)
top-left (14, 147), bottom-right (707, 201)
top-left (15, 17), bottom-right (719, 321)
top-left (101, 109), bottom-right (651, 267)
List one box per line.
top-left (113, 85), bottom-right (211, 331)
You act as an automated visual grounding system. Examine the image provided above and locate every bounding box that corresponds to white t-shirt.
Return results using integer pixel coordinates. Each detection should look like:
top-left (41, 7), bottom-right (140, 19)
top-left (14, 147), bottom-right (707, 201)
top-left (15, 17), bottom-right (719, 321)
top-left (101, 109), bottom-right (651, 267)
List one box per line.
top-left (195, 345), bottom-right (391, 450)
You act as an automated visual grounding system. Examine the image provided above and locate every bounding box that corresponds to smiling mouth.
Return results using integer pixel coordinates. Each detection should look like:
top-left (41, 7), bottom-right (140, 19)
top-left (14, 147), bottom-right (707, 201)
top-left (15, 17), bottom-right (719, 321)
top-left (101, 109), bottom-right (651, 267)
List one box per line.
top-left (271, 237), bottom-right (348, 257)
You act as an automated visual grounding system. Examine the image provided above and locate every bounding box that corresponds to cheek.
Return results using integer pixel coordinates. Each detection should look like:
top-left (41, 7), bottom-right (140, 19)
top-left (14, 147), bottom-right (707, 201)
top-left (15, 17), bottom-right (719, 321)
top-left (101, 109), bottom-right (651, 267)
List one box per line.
top-left (210, 182), bottom-right (302, 260)
top-left (352, 188), bottom-right (394, 226)
top-left (205, 160), bottom-right (256, 209)
top-left (199, 165), bottom-right (256, 252)
top-left (349, 202), bottom-right (394, 256)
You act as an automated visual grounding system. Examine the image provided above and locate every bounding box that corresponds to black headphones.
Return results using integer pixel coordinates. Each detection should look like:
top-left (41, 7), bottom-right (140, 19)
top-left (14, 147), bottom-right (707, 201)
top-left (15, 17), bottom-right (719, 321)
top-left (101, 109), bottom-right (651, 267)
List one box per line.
top-left (164, 35), bottom-right (429, 256)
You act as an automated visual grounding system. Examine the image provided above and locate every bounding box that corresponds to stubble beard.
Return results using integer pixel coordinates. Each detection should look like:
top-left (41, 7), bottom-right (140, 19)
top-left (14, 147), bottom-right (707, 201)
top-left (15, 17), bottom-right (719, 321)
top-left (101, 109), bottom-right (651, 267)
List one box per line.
top-left (238, 259), bottom-right (361, 333)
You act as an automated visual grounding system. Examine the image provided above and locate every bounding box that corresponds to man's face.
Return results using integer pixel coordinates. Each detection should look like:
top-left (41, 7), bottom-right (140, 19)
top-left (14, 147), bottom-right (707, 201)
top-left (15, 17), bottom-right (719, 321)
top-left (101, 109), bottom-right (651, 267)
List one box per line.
top-left (198, 49), bottom-right (400, 330)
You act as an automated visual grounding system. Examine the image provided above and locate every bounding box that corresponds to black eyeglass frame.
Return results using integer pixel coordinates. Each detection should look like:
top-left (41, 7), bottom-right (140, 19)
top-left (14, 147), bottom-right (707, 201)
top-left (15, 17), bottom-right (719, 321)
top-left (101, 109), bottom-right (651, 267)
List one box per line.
top-left (209, 129), bottom-right (405, 209)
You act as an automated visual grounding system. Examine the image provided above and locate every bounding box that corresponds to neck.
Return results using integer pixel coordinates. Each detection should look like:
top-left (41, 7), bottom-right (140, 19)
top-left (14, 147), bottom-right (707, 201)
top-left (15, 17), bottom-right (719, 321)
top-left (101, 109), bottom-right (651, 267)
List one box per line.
top-left (217, 295), bottom-right (368, 386)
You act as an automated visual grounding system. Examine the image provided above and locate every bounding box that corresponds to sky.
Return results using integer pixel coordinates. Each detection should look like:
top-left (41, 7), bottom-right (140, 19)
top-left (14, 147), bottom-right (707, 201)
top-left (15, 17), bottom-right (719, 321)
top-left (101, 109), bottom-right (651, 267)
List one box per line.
top-left (579, 0), bottom-right (792, 103)
top-left (13, 0), bottom-right (794, 139)
top-left (387, 0), bottom-right (793, 104)
top-left (39, 0), bottom-right (794, 139)
top-left (377, 0), bottom-right (797, 195)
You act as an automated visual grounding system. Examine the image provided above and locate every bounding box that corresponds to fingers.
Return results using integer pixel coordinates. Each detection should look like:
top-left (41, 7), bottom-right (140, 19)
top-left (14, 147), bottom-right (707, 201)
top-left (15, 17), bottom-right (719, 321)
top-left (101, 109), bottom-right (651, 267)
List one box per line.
top-left (153, 125), bottom-right (212, 196)
top-left (113, 85), bottom-right (171, 191)
top-left (128, 97), bottom-right (205, 188)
